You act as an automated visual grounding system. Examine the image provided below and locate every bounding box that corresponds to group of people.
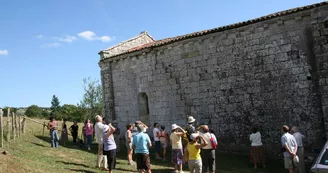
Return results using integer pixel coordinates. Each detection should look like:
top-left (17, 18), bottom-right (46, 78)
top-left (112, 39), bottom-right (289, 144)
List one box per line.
top-left (249, 125), bottom-right (305, 173)
top-left (47, 115), bottom-right (306, 173)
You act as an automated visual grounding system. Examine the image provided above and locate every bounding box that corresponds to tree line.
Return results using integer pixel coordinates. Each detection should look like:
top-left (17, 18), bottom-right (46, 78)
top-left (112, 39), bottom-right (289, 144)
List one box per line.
top-left (1, 77), bottom-right (104, 122)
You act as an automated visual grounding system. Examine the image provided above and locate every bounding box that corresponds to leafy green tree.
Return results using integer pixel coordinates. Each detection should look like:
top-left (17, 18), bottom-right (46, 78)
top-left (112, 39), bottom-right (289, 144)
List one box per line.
top-left (25, 105), bottom-right (42, 117)
top-left (60, 104), bottom-right (80, 121)
top-left (41, 109), bottom-right (50, 118)
top-left (50, 95), bottom-right (61, 113)
top-left (79, 77), bottom-right (104, 121)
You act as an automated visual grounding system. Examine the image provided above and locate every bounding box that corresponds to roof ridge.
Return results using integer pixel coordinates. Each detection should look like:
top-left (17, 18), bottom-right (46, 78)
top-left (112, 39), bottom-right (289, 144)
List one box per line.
top-left (100, 1), bottom-right (328, 62)
top-left (103, 31), bottom-right (155, 51)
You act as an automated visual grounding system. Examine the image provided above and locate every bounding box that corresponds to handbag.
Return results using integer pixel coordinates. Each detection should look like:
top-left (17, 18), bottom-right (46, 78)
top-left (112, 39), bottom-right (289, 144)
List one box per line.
top-left (209, 134), bottom-right (217, 149)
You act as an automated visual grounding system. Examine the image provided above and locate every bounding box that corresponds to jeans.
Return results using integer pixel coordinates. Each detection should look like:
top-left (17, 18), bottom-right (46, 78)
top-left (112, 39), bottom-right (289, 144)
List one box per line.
top-left (50, 130), bottom-right (59, 148)
top-left (87, 135), bottom-right (92, 147)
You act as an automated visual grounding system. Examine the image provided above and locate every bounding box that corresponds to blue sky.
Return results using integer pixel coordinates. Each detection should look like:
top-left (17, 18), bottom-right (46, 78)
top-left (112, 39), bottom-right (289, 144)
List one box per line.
top-left (0, 0), bottom-right (323, 107)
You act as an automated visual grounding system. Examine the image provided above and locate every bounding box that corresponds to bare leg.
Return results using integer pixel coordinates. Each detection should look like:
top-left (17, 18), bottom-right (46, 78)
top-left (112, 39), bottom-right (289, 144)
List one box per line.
top-left (163, 147), bottom-right (166, 159)
top-left (179, 164), bottom-right (183, 171)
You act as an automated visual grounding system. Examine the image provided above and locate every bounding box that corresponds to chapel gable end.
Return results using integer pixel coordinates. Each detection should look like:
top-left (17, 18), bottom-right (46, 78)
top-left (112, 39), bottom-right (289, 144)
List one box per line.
top-left (99, 31), bottom-right (155, 59)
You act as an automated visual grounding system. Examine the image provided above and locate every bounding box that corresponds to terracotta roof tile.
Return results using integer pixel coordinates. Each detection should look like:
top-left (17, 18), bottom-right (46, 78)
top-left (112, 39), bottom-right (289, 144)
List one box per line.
top-left (100, 1), bottom-right (328, 62)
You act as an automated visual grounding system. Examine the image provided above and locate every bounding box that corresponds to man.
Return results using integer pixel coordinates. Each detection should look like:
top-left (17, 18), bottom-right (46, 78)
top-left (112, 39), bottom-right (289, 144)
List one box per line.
top-left (47, 116), bottom-right (59, 148)
top-left (196, 125), bottom-right (217, 173)
top-left (281, 125), bottom-right (298, 173)
top-left (185, 116), bottom-right (196, 143)
top-left (103, 123), bottom-right (117, 173)
top-left (133, 123), bottom-right (152, 173)
top-left (153, 123), bottom-right (161, 159)
top-left (94, 115), bottom-right (108, 171)
top-left (69, 121), bottom-right (79, 146)
top-left (291, 126), bottom-right (305, 173)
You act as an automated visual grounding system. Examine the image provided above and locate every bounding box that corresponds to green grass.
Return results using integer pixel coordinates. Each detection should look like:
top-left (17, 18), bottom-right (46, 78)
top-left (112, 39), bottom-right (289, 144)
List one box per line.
top-left (0, 118), bottom-right (289, 173)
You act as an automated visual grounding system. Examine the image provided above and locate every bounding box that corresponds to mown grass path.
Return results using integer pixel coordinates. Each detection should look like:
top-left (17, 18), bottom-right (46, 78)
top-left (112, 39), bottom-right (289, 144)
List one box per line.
top-left (0, 119), bottom-right (288, 173)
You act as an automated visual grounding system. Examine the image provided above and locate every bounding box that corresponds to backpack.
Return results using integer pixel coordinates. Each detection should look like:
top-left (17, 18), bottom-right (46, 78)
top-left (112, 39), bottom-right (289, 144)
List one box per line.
top-left (209, 134), bottom-right (217, 149)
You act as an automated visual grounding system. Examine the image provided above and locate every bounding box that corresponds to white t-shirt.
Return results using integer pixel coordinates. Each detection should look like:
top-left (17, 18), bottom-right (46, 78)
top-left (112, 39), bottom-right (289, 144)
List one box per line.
top-left (95, 122), bottom-right (104, 144)
top-left (200, 132), bottom-right (217, 149)
top-left (281, 132), bottom-right (297, 157)
top-left (153, 128), bottom-right (160, 141)
top-left (249, 132), bottom-right (263, 146)
top-left (170, 132), bottom-right (182, 149)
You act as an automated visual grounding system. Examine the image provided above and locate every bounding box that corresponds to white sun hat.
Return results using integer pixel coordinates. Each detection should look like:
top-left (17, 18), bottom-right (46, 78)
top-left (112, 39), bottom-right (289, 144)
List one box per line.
top-left (171, 124), bottom-right (180, 130)
top-left (187, 116), bottom-right (196, 123)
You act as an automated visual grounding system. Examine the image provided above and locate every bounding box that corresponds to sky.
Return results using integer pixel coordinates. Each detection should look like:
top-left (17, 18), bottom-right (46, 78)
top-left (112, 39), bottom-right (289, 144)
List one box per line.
top-left (0, 0), bottom-right (323, 108)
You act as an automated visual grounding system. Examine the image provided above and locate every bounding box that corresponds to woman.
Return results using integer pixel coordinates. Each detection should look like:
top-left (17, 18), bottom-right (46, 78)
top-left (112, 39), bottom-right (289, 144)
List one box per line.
top-left (85, 119), bottom-right (93, 151)
top-left (103, 123), bottom-right (117, 173)
top-left (197, 125), bottom-right (217, 173)
top-left (170, 124), bottom-right (186, 173)
top-left (249, 127), bottom-right (265, 168)
top-left (60, 119), bottom-right (68, 145)
top-left (159, 125), bottom-right (168, 160)
top-left (125, 124), bottom-right (135, 166)
top-left (184, 133), bottom-right (208, 173)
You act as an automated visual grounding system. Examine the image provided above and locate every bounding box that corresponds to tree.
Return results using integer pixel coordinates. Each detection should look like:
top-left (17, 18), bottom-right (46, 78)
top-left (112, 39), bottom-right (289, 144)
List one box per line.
top-left (79, 77), bottom-right (104, 121)
top-left (25, 105), bottom-right (43, 117)
top-left (60, 104), bottom-right (81, 121)
top-left (50, 95), bottom-right (60, 113)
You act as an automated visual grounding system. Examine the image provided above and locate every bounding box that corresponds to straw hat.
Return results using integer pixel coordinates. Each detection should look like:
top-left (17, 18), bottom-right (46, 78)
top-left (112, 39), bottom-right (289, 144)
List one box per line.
top-left (187, 116), bottom-right (196, 123)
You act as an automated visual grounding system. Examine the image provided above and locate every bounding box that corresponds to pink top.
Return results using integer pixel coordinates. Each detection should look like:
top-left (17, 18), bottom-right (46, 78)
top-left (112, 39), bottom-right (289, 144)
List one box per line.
top-left (85, 123), bottom-right (93, 136)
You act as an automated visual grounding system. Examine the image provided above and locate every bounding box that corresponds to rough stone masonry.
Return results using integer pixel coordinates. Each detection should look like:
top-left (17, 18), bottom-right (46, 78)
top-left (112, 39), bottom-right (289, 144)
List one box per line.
top-left (98, 2), bottom-right (328, 154)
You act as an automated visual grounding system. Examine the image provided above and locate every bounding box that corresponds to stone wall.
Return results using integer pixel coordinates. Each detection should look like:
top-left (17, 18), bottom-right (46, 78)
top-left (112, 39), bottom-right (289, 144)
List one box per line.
top-left (99, 5), bottom-right (328, 154)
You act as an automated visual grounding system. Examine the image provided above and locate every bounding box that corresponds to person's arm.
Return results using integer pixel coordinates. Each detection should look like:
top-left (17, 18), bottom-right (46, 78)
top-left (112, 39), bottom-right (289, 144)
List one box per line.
top-left (176, 127), bottom-right (186, 136)
top-left (147, 135), bottom-right (152, 148)
top-left (196, 125), bottom-right (203, 132)
top-left (196, 136), bottom-right (208, 149)
top-left (106, 124), bottom-right (116, 138)
top-left (128, 131), bottom-right (132, 143)
top-left (132, 136), bottom-right (136, 150)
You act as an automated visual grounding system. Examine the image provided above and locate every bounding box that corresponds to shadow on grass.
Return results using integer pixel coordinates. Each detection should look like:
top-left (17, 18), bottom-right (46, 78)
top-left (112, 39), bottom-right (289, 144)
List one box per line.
top-left (31, 142), bottom-right (48, 147)
top-left (56, 160), bottom-right (90, 168)
top-left (35, 135), bottom-right (98, 154)
top-left (67, 168), bottom-right (97, 173)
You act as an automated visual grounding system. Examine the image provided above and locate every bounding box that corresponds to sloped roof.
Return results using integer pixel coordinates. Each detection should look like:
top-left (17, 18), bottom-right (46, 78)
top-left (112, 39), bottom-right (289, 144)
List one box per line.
top-left (100, 31), bottom-right (155, 53)
top-left (100, 1), bottom-right (328, 62)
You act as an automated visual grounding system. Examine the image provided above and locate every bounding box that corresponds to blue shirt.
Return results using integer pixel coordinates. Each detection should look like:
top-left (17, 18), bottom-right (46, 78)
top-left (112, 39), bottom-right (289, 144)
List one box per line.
top-left (132, 132), bottom-right (151, 154)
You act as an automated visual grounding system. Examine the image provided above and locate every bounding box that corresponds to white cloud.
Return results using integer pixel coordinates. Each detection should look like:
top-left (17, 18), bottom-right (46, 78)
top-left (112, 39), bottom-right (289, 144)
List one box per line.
top-left (78, 31), bottom-right (96, 41)
top-left (97, 36), bottom-right (112, 42)
top-left (53, 35), bottom-right (77, 43)
top-left (77, 30), bottom-right (113, 42)
top-left (36, 34), bottom-right (43, 39)
top-left (0, 49), bottom-right (9, 56)
top-left (41, 43), bottom-right (61, 48)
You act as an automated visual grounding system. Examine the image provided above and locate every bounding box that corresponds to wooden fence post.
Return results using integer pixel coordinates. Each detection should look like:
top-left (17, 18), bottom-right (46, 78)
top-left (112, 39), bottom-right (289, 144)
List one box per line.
top-left (6, 108), bottom-right (10, 141)
top-left (12, 112), bottom-right (15, 141)
top-left (18, 115), bottom-right (21, 138)
top-left (43, 122), bottom-right (46, 136)
top-left (22, 117), bottom-right (26, 133)
top-left (15, 113), bottom-right (18, 138)
top-left (0, 109), bottom-right (3, 148)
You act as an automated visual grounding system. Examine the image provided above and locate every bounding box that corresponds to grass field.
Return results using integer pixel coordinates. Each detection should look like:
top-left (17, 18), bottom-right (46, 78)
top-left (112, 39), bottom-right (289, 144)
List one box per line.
top-left (0, 118), bottom-right (292, 173)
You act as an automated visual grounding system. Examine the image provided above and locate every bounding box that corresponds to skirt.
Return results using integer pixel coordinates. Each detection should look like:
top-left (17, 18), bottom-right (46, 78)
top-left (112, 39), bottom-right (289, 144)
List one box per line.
top-left (61, 129), bottom-right (68, 142)
top-left (250, 146), bottom-right (265, 164)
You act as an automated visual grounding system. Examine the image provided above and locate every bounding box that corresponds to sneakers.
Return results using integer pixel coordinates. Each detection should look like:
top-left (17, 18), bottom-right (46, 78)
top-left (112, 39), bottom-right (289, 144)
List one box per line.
top-left (129, 161), bottom-right (135, 166)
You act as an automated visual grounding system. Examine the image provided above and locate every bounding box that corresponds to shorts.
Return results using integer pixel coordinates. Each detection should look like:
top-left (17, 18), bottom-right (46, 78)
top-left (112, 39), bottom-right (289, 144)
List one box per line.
top-left (284, 157), bottom-right (295, 169)
top-left (104, 149), bottom-right (116, 170)
top-left (155, 141), bottom-right (161, 153)
top-left (136, 153), bottom-right (151, 171)
top-left (126, 142), bottom-right (133, 150)
top-left (171, 148), bottom-right (184, 165)
top-left (160, 139), bottom-right (168, 148)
